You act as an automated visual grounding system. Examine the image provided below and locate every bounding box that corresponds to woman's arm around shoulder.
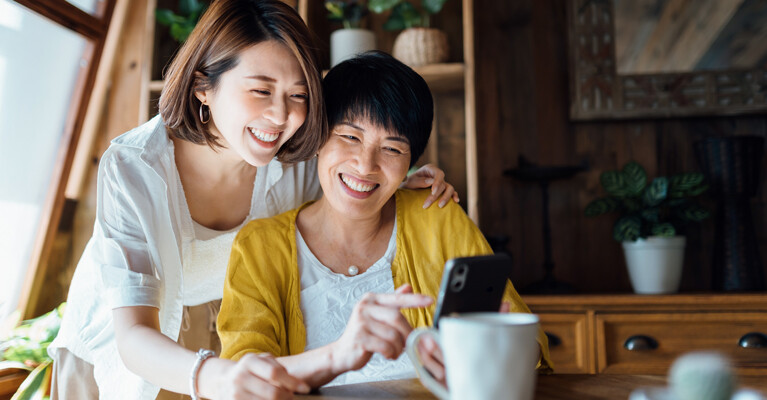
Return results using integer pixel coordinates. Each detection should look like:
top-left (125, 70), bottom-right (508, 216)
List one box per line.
top-left (401, 164), bottom-right (459, 208)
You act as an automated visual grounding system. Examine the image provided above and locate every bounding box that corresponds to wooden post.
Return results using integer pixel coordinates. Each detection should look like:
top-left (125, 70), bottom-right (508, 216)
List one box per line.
top-left (66, 0), bottom-right (130, 200)
top-left (463, 0), bottom-right (479, 224)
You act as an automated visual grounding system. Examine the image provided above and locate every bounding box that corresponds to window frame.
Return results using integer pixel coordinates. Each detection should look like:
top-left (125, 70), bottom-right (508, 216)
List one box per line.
top-left (12, 0), bottom-right (117, 319)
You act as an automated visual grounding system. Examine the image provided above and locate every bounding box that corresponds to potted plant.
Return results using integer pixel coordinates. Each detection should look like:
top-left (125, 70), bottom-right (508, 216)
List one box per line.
top-left (326, 0), bottom-right (377, 67)
top-left (0, 303), bottom-right (65, 399)
top-left (584, 161), bottom-right (710, 294)
top-left (370, 0), bottom-right (450, 66)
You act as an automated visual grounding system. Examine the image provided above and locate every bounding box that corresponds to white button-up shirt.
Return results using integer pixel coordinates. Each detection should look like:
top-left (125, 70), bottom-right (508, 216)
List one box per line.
top-left (49, 115), bottom-right (321, 399)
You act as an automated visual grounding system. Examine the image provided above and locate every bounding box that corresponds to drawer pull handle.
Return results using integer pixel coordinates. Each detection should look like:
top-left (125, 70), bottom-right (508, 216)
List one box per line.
top-left (738, 332), bottom-right (767, 349)
top-left (624, 335), bottom-right (658, 351)
top-left (545, 332), bottom-right (562, 348)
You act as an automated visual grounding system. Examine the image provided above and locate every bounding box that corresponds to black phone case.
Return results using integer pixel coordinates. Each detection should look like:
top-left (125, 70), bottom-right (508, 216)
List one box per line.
top-left (433, 254), bottom-right (513, 328)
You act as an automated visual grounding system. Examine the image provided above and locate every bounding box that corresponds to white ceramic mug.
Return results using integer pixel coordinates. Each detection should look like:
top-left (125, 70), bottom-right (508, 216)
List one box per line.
top-left (406, 312), bottom-right (540, 400)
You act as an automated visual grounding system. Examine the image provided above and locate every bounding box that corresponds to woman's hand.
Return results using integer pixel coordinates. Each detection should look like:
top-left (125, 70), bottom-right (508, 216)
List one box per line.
top-left (417, 334), bottom-right (446, 387)
top-left (329, 285), bottom-right (433, 374)
top-left (202, 353), bottom-right (310, 400)
top-left (402, 164), bottom-right (459, 208)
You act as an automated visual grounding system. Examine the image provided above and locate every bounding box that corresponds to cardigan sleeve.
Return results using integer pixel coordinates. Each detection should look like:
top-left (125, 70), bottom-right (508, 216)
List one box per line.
top-left (217, 225), bottom-right (289, 360)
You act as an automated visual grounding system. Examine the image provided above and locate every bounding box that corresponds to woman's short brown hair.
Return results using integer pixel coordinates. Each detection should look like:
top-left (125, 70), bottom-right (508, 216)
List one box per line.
top-left (159, 0), bottom-right (326, 163)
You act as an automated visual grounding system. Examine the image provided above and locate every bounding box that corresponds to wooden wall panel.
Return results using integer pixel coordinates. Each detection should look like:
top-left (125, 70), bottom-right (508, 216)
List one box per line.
top-left (474, 0), bottom-right (767, 293)
top-left (435, 93), bottom-right (467, 205)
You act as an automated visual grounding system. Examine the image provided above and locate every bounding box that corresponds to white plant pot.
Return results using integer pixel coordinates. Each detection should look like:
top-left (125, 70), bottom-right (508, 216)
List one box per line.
top-left (622, 236), bottom-right (686, 294)
top-left (330, 29), bottom-right (376, 67)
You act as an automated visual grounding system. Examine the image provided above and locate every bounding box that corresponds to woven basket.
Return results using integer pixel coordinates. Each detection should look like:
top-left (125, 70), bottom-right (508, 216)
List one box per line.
top-left (392, 28), bottom-right (449, 67)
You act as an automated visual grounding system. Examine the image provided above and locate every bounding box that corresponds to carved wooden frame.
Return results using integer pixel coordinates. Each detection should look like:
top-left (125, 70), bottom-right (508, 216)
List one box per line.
top-left (567, 0), bottom-right (767, 120)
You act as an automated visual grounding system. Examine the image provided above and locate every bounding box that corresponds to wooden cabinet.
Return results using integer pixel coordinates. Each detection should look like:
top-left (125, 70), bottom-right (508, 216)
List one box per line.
top-left (525, 294), bottom-right (767, 375)
top-left (539, 313), bottom-right (594, 374)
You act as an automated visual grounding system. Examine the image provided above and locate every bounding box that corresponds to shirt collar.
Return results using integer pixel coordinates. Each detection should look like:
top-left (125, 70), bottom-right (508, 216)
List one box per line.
top-left (264, 156), bottom-right (286, 190)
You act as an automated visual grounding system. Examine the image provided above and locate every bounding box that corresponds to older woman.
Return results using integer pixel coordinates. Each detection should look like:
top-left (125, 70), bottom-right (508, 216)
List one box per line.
top-left (217, 52), bottom-right (552, 389)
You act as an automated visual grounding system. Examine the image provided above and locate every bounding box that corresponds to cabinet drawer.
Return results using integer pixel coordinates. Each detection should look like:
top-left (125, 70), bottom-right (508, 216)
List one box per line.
top-left (539, 313), bottom-right (593, 374)
top-left (596, 313), bottom-right (767, 374)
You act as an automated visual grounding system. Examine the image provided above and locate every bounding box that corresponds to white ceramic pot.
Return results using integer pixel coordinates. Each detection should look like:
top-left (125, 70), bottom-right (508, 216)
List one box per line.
top-left (330, 28), bottom-right (376, 67)
top-left (622, 236), bottom-right (686, 294)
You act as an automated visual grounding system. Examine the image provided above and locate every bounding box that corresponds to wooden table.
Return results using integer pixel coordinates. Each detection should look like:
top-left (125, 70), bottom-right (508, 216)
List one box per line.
top-left (297, 374), bottom-right (767, 399)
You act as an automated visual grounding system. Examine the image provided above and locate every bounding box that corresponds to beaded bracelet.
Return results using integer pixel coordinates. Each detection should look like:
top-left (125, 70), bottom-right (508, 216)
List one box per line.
top-left (190, 348), bottom-right (215, 400)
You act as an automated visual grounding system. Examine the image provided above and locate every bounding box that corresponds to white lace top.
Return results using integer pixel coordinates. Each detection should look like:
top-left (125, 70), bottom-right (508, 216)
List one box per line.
top-left (182, 220), bottom-right (242, 306)
top-left (296, 220), bottom-right (416, 387)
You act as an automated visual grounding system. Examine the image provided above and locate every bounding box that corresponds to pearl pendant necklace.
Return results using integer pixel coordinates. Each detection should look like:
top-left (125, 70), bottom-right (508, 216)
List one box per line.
top-left (347, 265), bottom-right (359, 276)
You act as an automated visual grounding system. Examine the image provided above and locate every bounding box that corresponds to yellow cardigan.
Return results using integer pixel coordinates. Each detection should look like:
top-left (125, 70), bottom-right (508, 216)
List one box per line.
top-left (218, 189), bottom-right (553, 372)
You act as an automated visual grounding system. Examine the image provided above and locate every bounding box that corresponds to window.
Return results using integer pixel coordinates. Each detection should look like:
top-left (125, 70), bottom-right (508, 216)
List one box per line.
top-left (0, 0), bottom-right (115, 320)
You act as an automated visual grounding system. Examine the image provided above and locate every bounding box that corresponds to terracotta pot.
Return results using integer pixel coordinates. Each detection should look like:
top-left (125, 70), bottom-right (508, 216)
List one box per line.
top-left (392, 27), bottom-right (449, 67)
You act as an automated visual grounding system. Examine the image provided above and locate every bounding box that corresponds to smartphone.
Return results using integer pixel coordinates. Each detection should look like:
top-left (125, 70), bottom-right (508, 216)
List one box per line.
top-left (433, 254), bottom-right (513, 328)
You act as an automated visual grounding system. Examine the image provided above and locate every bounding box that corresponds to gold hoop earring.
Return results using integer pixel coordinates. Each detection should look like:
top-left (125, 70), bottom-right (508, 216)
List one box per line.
top-left (199, 103), bottom-right (210, 124)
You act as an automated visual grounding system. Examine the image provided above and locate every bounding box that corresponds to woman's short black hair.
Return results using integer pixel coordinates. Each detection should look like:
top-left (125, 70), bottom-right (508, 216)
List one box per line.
top-left (323, 51), bottom-right (433, 167)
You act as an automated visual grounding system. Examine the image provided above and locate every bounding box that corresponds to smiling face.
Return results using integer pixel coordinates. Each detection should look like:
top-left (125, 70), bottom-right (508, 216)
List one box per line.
top-left (318, 119), bottom-right (412, 219)
top-left (195, 40), bottom-right (309, 166)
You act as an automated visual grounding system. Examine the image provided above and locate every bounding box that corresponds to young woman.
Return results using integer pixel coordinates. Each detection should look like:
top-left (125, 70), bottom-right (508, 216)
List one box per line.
top-left (217, 52), bottom-right (552, 389)
top-left (48, 2), bottom-right (455, 399)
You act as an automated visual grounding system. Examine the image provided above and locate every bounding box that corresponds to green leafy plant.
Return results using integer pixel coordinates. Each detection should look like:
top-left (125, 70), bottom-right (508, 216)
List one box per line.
top-left (584, 161), bottom-right (710, 242)
top-left (0, 303), bottom-right (66, 400)
top-left (326, 0), bottom-right (370, 29)
top-left (369, 0), bottom-right (449, 30)
top-left (155, 0), bottom-right (208, 43)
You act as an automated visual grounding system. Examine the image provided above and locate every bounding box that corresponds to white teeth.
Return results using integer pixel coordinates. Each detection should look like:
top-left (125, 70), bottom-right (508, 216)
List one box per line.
top-left (249, 127), bottom-right (279, 142)
top-left (341, 174), bottom-right (376, 192)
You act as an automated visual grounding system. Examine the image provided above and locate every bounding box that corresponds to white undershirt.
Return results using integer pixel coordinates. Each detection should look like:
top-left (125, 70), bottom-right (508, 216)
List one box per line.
top-left (296, 219), bottom-right (415, 386)
top-left (178, 163), bottom-right (255, 307)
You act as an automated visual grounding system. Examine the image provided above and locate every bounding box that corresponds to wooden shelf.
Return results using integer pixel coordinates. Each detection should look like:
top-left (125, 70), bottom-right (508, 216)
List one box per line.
top-left (523, 293), bottom-right (767, 312)
top-left (414, 62), bottom-right (465, 92)
top-left (324, 63), bottom-right (466, 92)
top-left (148, 79), bottom-right (164, 92)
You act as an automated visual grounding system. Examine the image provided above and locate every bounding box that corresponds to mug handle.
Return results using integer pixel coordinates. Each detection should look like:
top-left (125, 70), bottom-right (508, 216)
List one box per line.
top-left (406, 328), bottom-right (450, 400)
